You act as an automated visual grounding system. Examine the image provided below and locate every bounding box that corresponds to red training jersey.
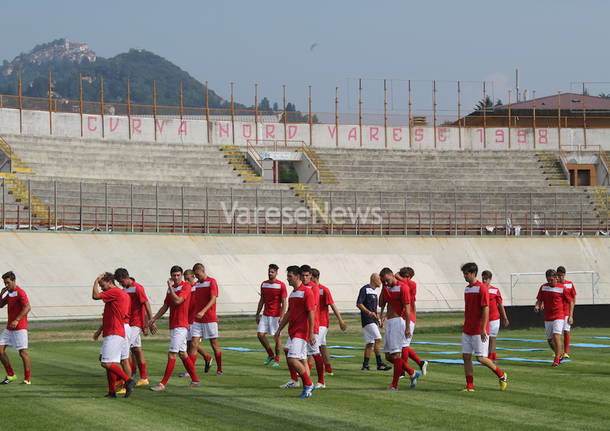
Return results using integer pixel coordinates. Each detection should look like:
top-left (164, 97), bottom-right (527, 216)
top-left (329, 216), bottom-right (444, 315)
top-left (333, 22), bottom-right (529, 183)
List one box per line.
top-left (101, 287), bottom-right (130, 337)
top-left (164, 281), bottom-right (191, 329)
top-left (287, 285), bottom-right (315, 341)
top-left (562, 280), bottom-right (576, 317)
top-left (124, 281), bottom-right (149, 328)
top-left (194, 277), bottom-right (218, 323)
top-left (5, 286), bottom-right (29, 330)
top-left (187, 282), bottom-right (199, 324)
top-left (317, 284), bottom-right (335, 328)
top-left (487, 285), bottom-right (503, 321)
top-left (260, 279), bottom-right (287, 318)
top-left (304, 282), bottom-right (320, 334)
top-left (406, 279), bottom-right (417, 323)
top-left (536, 283), bottom-right (569, 321)
top-left (381, 281), bottom-right (411, 321)
top-left (463, 281), bottom-right (490, 336)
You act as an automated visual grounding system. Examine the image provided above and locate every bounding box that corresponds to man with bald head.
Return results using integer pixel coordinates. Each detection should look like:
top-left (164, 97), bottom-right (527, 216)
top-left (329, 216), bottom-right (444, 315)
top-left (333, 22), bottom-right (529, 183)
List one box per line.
top-left (356, 274), bottom-right (391, 371)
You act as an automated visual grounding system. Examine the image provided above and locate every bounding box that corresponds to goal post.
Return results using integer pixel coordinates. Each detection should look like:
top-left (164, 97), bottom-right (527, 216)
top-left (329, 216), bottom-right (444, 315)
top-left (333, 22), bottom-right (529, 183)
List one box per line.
top-left (509, 271), bottom-right (600, 306)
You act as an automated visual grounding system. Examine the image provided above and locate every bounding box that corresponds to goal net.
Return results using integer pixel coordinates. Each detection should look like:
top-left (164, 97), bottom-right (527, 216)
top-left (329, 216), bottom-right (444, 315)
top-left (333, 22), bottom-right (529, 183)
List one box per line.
top-left (508, 271), bottom-right (600, 306)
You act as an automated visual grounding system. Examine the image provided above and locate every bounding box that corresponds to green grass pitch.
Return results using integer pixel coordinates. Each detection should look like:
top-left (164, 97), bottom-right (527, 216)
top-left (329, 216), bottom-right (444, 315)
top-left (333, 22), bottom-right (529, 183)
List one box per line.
top-left (1, 313), bottom-right (609, 431)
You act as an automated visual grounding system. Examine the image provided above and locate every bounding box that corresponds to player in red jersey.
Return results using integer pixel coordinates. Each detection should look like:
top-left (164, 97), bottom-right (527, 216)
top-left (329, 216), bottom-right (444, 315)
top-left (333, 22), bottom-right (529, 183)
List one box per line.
top-left (299, 265), bottom-right (326, 388)
top-left (180, 269), bottom-right (212, 378)
top-left (534, 269), bottom-right (572, 367)
top-left (91, 272), bottom-right (136, 398)
top-left (114, 268), bottom-right (153, 387)
top-left (395, 267), bottom-right (428, 376)
top-left (311, 268), bottom-right (346, 380)
top-left (274, 265), bottom-right (316, 398)
top-left (378, 268), bottom-right (421, 390)
top-left (482, 270), bottom-right (509, 362)
top-left (149, 266), bottom-right (200, 391)
top-left (255, 264), bottom-right (287, 367)
top-left (460, 263), bottom-right (508, 392)
top-left (556, 266), bottom-right (576, 359)
top-left (0, 271), bottom-right (32, 385)
top-left (191, 263), bottom-right (223, 376)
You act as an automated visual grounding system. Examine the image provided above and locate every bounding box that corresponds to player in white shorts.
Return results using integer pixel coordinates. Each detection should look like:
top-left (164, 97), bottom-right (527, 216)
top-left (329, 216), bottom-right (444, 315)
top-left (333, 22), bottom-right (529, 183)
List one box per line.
top-left (0, 271), bottom-right (32, 385)
top-left (556, 266), bottom-right (575, 359)
top-left (255, 264), bottom-right (287, 367)
top-left (482, 270), bottom-right (509, 362)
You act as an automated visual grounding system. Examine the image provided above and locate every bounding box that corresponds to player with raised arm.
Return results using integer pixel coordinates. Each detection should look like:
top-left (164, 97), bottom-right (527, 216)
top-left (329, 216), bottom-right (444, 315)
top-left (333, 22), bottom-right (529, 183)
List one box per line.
top-left (378, 268), bottom-right (421, 390)
top-left (556, 266), bottom-right (576, 359)
top-left (91, 272), bottom-right (135, 398)
top-left (482, 270), bottom-right (509, 362)
top-left (149, 266), bottom-right (200, 391)
top-left (356, 273), bottom-right (391, 371)
top-left (534, 268), bottom-right (572, 367)
top-left (0, 271), bottom-right (32, 385)
top-left (274, 265), bottom-right (316, 398)
top-left (255, 264), bottom-right (287, 367)
top-left (460, 262), bottom-right (508, 392)
top-left (190, 263), bottom-right (223, 376)
top-left (114, 268), bottom-right (153, 386)
top-left (395, 267), bottom-right (428, 376)
top-left (311, 268), bottom-right (346, 380)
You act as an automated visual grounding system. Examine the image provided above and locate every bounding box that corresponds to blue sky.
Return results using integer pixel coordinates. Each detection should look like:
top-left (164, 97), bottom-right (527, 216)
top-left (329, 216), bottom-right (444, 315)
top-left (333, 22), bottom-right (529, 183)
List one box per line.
top-left (0, 0), bottom-right (607, 114)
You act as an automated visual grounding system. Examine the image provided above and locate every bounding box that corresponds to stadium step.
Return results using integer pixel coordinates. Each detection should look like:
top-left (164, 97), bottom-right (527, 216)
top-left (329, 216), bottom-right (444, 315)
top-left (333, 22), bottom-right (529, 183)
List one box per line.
top-left (218, 145), bottom-right (263, 183)
top-left (300, 146), bottom-right (339, 184)
top-left (586, 186), bottom-right (610, 219)
top-left (536, 151), bottom-right (569, 186)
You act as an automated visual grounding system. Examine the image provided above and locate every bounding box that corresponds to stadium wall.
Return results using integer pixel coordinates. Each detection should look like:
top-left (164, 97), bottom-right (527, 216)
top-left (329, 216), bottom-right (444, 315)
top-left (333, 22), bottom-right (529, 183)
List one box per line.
top-left (2, 107), bottom-right (610, 150)
top-left (0, 231), bottom-right (608, 321)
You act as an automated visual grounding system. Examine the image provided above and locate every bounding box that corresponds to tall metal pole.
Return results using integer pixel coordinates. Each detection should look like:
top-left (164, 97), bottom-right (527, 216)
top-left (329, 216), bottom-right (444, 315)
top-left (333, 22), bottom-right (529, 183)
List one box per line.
top-left (432, 80), bottom-right (437, 149)
top-left (308, 85), bottom-right (313, 147)
top-left (179, 80), bottom-right (184, 121)
top-left (457, 80), bottom-right (462, 149)
top-left (358, 78), bottom-right (363, 148)
top-left (507, 90), bottom-right (512, 149)
top-left (482, 81), bottom-right (487, 149)
top-left (557, 91), bottom-right (562, 149)
top-left (408, 80), bottom-right (412, 149)
top-left (532, 99), bottom-right (537, 149)
top-left (152, 80), bottom-right (158, 141)
top-left (282, 84), bottom-right (287, 145)
top-left (100, 75), bottom-right (105, 138)
top-left (383, 79), bottom-right (388, 149)
top-left (254, 83), bottom-right (259, 145)
top-left (204, 80), bottom-right (210, 143)
top-left (335, 87), bottom-right (339, 147)
top-left (582, 83), bottom-right (587, 148)
top-left (18, 73), bottom-right (23, 134)
top-left (48, 69), bottom-right (53, 135)
top-left (79, 73), bottom-right (84, 137)
top-left (230, 82), bottom-right (235, 145)
top-left (127, 77), bottom-right (132, 140)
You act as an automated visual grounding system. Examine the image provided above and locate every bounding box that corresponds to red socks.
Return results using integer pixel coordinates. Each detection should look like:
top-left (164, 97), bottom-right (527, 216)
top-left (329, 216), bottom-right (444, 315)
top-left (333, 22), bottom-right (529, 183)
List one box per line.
top-left (493, 366), bottom-right (505, 378)
top-left (106, 370), bottom-right (116, 392)
top-left (24, 368), bottom-right (31, 381)
top-left (204, 354), bottom-right (211, 362)
top-left (161, 358), bottom-right (177, 386)
top-left (465, 375), bottom-right (474, 389)
top-left (181, 356), bottom-right (199, 382)
top-left (325, 363), bottom-right (333, 374)
top-left (138, 362), bottom-right (147, 380)
top-left (391, 358), bottom-right (404, 388)
top-left (189, 354), bottom-right (197, 365)
top-left (274, 355), bottom-right (280, 363)
top-left (564, 333), bottom-right (571, 353)
top-left (265, 347), bottom-right (274, 357)
top-left (109, 363), bottom-right (130, 382)
top-left (3, 363), bottom-right (14, 376)
top-left (313, 354), bottom-right (325, 384)
top-left (285, 351), bottom-right (299, 381)
top-left (403, 347), bottom-right (422, 365)
top-left (214, 352), bottom-right (223, 372)
top-left (301, 370), bottom-right (313, 387)
top-left (488, 352), bottom-right (498, 361)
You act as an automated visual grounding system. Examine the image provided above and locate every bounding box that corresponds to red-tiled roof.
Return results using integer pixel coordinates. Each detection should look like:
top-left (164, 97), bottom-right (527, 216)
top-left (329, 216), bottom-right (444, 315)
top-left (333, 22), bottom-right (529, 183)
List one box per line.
top-left (495, 93), bottom-right (610, 110)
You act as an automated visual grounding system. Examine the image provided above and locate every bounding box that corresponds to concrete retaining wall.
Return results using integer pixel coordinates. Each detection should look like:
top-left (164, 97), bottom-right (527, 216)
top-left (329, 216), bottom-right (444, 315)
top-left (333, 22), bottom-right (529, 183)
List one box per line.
top-left (0, 231), bottom-right (608, 321)
top-left (3, 107), bottom-right (610, 150)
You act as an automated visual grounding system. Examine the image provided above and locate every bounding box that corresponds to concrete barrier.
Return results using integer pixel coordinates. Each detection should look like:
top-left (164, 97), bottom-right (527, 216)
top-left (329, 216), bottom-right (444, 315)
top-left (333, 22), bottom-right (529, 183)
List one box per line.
top-left (0, 231), bottom-right (608, 321)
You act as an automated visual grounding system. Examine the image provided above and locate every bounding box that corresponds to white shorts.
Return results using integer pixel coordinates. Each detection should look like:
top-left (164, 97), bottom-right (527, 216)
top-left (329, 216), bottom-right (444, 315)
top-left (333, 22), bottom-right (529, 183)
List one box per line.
top-left (489, 319), bottom-right (501, 338)
top-left (545, 319), bottom-right (564, 339)
top-left (191, 322), bottom-right (219, 339)
top-left (404, 320), bottom-right (416, 347)
top-left (286, 337), bottom-right (308, 360)
top-left (100, 335), bottom-right (124, 363)
top-left (461, 333), bottom-right (489, 357)
top-left (257, 315), bottom-right (280, 335)
top-left (169, 327), bottom-right (188, 353)
top-left (563, 316), bottom-right (571, 332)
top-left (362, 323), bottom-right (382, 344)
top-left (0, 329), bottom-right (28, 351)
top-left (306, 332), bottom-right (321, 356)
top-left (318, 326), bottom-right (328, 347)
top-left (383, 317), bottom-right (408, 354)
top-left (120, 324), bottom-right (131, 360)
top-left (129, 326), bottom-right (142, 348)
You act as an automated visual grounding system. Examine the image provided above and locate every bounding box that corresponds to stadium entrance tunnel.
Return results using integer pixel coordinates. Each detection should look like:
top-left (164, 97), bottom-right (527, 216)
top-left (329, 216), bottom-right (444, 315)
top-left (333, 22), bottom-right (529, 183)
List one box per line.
top-left (246, 148), bottom-right (319, 184)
